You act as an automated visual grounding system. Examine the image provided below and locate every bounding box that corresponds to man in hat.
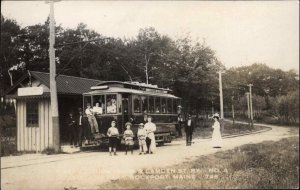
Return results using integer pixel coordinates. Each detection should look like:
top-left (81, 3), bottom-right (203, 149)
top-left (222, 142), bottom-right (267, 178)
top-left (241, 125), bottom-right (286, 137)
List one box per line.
top-left (185, 114), bottom-right (195, 146)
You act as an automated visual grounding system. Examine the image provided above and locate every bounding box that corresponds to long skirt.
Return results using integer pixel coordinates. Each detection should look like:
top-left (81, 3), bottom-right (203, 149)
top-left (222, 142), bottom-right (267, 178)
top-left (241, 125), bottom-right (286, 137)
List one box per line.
top-left (211, 128), bottom-right (222, 148)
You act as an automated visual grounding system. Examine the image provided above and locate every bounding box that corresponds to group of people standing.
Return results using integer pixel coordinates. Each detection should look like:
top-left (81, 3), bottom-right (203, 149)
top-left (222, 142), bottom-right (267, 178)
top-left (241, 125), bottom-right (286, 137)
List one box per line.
top-left (67, 103), bottom-right (222, 151)
top-left (66, 108), bottom-right (85, 147)
top-left (106, 115), bottom-right (157, 156)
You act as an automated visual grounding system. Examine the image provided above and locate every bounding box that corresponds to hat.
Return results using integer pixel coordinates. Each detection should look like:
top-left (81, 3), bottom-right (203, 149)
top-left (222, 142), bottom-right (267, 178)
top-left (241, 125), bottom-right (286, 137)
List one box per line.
top-left (139, 123), bottom-right (144, 127)
top-left (125, 122), bottom-right (132, 126)
top-left (212, 113), bottom-right (220, 119)
top-left (147, 115), bottom-right (153, 119)
top-left (177, 105), bottom-right (182, 108)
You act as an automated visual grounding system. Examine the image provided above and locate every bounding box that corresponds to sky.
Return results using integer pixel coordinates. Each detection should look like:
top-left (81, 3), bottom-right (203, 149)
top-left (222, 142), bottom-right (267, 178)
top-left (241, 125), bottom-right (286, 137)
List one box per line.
top-left (1, 0), bottom-right (299, 72)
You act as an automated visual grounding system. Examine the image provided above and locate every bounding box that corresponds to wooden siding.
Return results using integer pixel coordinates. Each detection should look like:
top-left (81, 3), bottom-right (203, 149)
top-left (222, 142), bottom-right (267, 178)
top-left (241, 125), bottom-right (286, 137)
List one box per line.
top-left (17, 99), bottom-right (53, 152)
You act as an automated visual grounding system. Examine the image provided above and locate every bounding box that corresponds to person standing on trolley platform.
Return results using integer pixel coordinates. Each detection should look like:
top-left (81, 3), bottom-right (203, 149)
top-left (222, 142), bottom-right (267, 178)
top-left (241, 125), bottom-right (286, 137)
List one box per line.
top-left (144, 115), bottom-right (156, 154)
top-left (107, 120), bottom-right (119, 156)
top-left (85, 103), bottom-right (99, 134)
top-left (185, 114), bottom-right (195, 146)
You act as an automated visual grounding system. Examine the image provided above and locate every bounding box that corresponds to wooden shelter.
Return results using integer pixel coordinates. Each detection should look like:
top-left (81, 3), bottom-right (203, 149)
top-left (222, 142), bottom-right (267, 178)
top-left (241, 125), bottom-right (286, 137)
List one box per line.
top-left (5, 71), bottom-right (101, 152)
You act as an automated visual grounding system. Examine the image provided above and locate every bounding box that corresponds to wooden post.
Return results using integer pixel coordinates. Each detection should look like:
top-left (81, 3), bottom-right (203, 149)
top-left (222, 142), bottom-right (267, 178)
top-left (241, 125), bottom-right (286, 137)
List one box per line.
top-left (218, 70), bottom-right (225, 132)
top-left (49, 1), bottom-right (60, 152)
top-left (246, 92), bottom-right (250, 126)
top-left (231, 96), bottom-right (235, 125)
top-left (248, 84), bottom-right (254, 127)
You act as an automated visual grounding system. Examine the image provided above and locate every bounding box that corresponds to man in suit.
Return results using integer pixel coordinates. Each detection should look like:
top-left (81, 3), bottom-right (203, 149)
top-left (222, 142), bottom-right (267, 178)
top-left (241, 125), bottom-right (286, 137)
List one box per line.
top-left (185, 114), bottom-right (195, 146)
top-left (77, 108), bottom-right (84, 147)
top-left (67, 112), bottom-right (77, 147)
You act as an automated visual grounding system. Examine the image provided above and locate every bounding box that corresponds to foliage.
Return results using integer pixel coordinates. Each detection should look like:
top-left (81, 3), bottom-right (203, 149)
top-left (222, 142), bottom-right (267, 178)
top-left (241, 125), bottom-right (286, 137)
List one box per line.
top-left (1, 15), bottom-right (299, 124)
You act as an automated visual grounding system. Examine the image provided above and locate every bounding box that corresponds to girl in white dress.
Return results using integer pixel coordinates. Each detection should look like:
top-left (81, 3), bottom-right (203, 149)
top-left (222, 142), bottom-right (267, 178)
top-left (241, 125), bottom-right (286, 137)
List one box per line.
top-left (211, 113), bottom-right (222, 148)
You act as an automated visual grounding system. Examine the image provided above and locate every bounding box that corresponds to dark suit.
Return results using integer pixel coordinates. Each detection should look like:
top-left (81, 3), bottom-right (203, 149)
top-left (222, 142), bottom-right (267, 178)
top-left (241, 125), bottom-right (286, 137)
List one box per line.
top-left (77, 114), bottom-right (84, 146)
top-left (185, 118), bottom-right (195, 146)
top-left (67, 116), bottom-right (77, 146)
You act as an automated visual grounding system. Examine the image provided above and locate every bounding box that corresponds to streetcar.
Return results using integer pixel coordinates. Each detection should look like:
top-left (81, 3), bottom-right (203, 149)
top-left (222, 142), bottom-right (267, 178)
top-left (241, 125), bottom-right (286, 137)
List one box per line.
top-left (82, 81), bottom-right (181, 146)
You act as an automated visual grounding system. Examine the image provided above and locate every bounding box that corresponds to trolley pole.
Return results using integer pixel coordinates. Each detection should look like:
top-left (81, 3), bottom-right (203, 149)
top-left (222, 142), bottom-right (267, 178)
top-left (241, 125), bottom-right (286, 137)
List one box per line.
top-left (48, 0), bottom-right (60, 152)
top-left (247, 84), bottom-right (254, 127)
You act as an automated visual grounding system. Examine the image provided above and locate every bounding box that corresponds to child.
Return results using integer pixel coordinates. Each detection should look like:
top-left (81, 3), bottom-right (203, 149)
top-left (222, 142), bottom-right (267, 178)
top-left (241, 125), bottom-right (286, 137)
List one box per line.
top-left (107, 120), bottom-right (119, 156)
top-left (137, 123), bottom-right (147, 155)
top-left (123, 122), bottom-right (134, 155)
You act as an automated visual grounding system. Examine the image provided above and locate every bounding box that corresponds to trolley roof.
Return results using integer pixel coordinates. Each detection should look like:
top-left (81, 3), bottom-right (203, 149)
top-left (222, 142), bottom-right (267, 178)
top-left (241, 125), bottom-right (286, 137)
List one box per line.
top-left (84, 81), bottom-right (180, 99)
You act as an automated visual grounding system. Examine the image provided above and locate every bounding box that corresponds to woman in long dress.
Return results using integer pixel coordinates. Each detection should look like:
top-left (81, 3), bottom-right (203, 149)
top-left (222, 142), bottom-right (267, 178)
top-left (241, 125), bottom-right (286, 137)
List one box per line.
top-left (144, 116), bottom-right (156, 154)
top-left (211, 113), bottom-right (222, 148)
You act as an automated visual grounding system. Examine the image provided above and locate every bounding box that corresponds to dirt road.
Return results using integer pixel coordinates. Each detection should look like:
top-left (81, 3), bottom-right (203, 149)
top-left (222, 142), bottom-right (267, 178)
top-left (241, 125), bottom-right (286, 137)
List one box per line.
top-left (1, 123), bottom-right (297, 190)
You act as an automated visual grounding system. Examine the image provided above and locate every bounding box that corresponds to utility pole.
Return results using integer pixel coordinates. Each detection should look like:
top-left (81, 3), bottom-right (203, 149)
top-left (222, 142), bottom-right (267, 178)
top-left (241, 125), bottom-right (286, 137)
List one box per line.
top-left (246, 92), bottom-right (250, 125)
top-left (218, 70), bottom-right (225, 119)
top-left (48, 0), bottom-right (60, 152)
top-left (247, 84), bottom-right (254, 127)
top-left (231, 95), bottom-right (235, 125)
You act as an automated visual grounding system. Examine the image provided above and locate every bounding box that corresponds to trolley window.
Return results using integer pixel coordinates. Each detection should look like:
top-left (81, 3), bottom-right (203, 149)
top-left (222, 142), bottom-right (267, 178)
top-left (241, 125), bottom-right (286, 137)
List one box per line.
top-left (167, 98), bottom-right (172, 113)
top-left (133, 95), bottom-right (141, 113)
top-left (141, 96), bottom-right (148, 113)
top-left (161, 98), bottom-right (167, 114)
top-left (149, 96), bottom-right (155, 113)
top-left (155, 97), bottom-right (161, 113)
top-left (106, 94), bottom-right (117, 114)
top-left (92, 95), bottom-right (105, 114)
top-left (173, 99), bottom-right (179, 114)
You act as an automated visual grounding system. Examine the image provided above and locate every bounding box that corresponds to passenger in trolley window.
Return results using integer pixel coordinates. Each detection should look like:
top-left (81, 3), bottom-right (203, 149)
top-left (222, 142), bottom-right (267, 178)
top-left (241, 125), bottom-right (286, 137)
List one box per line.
top-left (144, 115), bottom-right (156, 154)
top-left (107, 100), bottom-right (117, 114)
top-left (93, 102), bottom-right (103, 115)
top-left (85, 103), bottom-right (99, 134)
top-left (107, 120), bottom-right (119, 156)
top-left (137, 123), bottom-right (147, 155)
top-left (123, 122), bottom-right (134, 155)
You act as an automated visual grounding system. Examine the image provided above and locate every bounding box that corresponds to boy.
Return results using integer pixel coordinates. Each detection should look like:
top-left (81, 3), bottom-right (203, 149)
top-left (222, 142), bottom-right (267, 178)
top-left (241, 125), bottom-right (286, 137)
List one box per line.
top-left (107, 120), bottom-right (119, 156)
top-left (137, 123), bottom-right (147, 155)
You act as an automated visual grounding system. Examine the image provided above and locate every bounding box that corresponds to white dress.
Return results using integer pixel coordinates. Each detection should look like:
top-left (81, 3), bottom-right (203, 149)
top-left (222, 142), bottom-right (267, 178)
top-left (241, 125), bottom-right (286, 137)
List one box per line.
top-left (211, 121), bottom-right (222, 147)
top-left (144, 122), bottom-right (156, 153)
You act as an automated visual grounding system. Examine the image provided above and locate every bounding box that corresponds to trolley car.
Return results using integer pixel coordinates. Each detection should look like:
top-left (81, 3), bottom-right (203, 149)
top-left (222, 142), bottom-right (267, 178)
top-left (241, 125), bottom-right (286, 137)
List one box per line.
top-left (82, 81), bottom-right (181, 146)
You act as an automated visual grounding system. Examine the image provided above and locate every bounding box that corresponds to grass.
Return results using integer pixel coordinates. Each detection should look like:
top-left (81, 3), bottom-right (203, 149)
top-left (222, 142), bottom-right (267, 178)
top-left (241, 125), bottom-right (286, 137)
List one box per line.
top-left (98, 137), bottom-right (299, 189)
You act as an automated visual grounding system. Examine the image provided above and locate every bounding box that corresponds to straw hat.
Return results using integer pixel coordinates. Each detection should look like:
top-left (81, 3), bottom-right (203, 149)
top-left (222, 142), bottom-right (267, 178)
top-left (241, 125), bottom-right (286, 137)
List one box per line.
top-left (212, 113), bottom-right (220, 119)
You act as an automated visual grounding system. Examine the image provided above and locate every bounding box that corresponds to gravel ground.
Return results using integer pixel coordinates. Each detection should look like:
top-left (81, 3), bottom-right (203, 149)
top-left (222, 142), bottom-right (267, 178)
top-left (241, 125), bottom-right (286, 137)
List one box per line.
top-left (1, 121), bottom-right (297, 190)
